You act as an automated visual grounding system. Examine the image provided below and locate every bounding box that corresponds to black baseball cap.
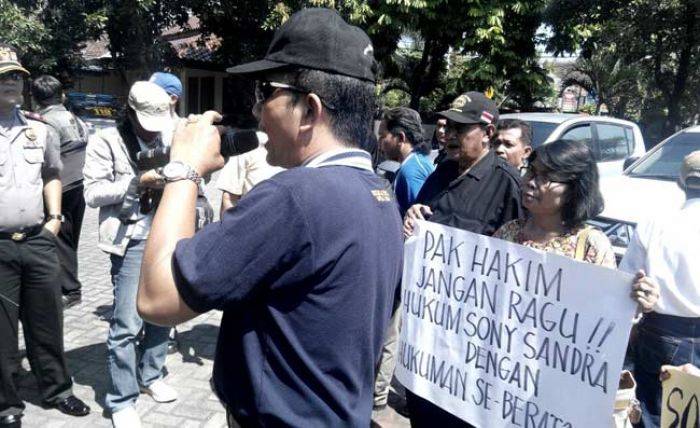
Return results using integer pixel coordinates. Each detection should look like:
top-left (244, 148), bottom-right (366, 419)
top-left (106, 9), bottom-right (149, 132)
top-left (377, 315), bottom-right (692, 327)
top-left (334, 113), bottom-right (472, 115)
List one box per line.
top-left (438, 92), bottom-right (499, 125)
top-left (227, 8), bottom-right (377, 83)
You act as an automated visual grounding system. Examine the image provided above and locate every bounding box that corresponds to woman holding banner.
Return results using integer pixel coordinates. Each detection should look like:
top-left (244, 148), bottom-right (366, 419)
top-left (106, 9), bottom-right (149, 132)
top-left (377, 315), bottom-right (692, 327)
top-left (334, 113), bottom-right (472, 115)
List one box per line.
top-left (493, 139), bottom-right (616, 267)
top-left (492, 139), bottom-right (659, 314)
top-left (493, 139), bottom-right (660, 427)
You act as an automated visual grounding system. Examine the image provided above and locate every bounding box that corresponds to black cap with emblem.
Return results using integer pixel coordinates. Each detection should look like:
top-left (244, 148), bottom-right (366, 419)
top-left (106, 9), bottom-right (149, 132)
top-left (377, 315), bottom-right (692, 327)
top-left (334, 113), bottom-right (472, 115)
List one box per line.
top-left (438, 92), bottom-right (499, 125)
top-left (227, 8), bottom-right (378, 83)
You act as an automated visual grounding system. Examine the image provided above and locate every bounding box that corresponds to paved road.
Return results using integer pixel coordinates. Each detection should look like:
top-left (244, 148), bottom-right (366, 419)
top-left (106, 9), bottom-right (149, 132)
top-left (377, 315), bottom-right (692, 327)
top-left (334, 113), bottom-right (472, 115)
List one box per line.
top-left (17, 176), bottom-right (409, 428)
top-left (19, 180), bottom-right (227, 428)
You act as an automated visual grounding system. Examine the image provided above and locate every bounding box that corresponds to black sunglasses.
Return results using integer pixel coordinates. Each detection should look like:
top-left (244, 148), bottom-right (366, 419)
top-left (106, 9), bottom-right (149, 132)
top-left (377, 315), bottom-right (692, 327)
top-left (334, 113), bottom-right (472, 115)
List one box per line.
top-left (254, 80), bottom-right (336, 110)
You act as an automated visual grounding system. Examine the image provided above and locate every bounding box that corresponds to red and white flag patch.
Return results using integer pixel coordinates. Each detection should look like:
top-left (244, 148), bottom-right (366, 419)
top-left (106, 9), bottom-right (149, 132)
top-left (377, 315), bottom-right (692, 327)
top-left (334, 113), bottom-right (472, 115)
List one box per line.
top-left (480, 111), bottom-right (494, 123)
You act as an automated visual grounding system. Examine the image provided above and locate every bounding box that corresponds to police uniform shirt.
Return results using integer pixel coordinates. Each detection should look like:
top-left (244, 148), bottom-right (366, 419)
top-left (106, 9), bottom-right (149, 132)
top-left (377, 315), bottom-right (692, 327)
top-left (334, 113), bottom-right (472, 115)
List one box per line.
top-left (0, 109), bottom-right (61, 232)
top-left (39, 104), bottom-right (87, 191)
top-left (416, 150), bottom-right (524, 236)
top-left (172, 154), bottom-right (403, 427)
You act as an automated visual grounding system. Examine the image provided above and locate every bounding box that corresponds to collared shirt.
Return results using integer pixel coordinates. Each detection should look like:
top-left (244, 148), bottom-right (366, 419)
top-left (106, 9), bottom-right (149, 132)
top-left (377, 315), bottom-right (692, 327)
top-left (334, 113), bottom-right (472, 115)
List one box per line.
top-left (619, 198), bottom-right (700, 317)
top-left (173, 148), bottom-right (402, 427)
top-left (216, 146), bottom-right (284, 197)
top-left (394, 151), bottom-right (434, 216)
top-left (416, 150), bottom-right (524, 235)
top-left (0, 108), bottom-right (62, 232)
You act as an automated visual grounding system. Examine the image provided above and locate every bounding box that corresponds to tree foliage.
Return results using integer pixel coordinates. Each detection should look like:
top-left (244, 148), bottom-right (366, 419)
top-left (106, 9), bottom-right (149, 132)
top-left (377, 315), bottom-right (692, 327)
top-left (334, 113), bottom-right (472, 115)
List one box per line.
top-left (188, 0), bottom-right (551, 113)
top-left (0, 0), bottom-right (106, 76)
top-left (545, 0), bottom-right (699, 142)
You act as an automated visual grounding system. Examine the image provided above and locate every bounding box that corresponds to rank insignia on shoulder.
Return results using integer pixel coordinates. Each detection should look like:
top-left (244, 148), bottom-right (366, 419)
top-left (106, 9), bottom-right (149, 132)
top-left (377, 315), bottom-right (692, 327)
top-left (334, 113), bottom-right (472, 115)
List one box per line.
top-left (371, 189), bottom-right (392, 202)
top-left (24, 128), bottom-right (37, 141)
top-left (22, 111), bottom-right (46, 123)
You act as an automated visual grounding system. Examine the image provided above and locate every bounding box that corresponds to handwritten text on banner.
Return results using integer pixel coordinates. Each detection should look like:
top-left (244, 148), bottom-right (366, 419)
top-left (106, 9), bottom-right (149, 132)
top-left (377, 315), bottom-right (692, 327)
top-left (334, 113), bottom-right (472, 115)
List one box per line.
top-left (395, 220), bottom-right (637, 428)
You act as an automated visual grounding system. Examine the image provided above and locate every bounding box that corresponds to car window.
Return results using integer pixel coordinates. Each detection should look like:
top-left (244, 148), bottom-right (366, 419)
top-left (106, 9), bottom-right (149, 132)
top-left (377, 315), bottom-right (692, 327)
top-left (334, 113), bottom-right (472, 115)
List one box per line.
top-left (629, 132), bottom-right (700, 180)
top-left (525, 121), bottom-right (558, 147)
top-left (560, 124), bottom-right (593, 152)
top-left (595, 123), bottom-right (633, 161)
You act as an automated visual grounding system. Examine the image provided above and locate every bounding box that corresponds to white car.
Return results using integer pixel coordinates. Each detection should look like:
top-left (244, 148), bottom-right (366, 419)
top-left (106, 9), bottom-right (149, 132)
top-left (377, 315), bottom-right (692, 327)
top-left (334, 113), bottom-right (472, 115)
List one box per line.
top-left (500, 113), bottom-right (646, 177)
top-left (592, 125), bottom-right (700, 259)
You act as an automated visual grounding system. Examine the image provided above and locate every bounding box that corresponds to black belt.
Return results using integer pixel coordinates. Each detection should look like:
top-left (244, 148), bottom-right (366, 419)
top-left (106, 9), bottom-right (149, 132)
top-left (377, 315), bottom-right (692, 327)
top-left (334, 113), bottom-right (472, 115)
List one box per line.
top-left (0, 225), bottom-right (44, 242)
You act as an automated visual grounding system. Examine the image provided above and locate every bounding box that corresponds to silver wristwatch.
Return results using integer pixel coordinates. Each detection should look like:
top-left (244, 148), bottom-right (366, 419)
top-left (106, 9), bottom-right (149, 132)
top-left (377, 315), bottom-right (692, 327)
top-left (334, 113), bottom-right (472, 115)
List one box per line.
top-left (162, 161), bottom-right (201, 184)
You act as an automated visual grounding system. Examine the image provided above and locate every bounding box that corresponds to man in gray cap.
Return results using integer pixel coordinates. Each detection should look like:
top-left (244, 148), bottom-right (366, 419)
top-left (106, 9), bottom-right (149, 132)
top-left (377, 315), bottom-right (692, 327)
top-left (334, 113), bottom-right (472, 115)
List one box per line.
top-left (137, 8), bottom-right (403, 427)
top-left (620, 150), bottom-right (700, 427)
top-left (0, 43), bottom-right (89, 428)
top-left (30, 75), bottom-right (90, 308)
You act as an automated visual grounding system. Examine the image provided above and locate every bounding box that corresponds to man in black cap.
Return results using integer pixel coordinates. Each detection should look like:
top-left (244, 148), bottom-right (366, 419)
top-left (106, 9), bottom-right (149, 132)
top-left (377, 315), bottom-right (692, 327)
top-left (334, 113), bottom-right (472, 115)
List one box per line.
top-left (136, 8), bottom-right (403, 428)
top-left (404, 92), bottom-right (524, 237)
top-left (402, 92), bottom-right (523, 426)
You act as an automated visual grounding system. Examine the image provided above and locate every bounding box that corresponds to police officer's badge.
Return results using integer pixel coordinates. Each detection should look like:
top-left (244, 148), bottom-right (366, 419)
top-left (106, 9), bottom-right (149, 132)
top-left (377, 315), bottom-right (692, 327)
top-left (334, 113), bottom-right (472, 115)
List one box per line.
top-left (24, 128), bottom-right (37, 141)
top-left (449, 94), bottom-right (472, 112)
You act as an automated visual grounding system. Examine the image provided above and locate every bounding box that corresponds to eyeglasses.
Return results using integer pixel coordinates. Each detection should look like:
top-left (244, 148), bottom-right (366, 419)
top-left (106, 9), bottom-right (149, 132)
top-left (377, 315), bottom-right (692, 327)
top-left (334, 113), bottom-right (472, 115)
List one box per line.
top-left (523, 166), bottom-right (567, 187)
top-left (0, 72), bottom-right (23, 82)
top-left (254, 80), bottom-right (336, 110)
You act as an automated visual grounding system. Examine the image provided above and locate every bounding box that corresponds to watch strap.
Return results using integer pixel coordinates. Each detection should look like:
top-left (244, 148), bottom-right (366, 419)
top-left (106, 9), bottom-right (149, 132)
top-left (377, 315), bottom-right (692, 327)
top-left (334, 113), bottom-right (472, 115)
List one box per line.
top-left (47, 214), bottom-right (65, 222)
top-left (163, 162), bottom-right (202, 185)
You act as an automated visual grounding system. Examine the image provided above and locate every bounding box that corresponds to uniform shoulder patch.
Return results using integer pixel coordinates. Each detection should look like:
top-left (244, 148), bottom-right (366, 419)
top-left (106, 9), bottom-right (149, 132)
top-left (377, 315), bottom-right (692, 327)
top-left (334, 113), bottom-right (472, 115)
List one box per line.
top-left (22, 110), bottom-right (48, 124)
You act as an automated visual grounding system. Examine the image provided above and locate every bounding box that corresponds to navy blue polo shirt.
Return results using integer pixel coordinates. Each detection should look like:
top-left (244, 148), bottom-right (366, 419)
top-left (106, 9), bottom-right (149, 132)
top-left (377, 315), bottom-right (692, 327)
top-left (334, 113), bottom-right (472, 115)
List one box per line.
top-left (173, 164), bottom-right (403, 427)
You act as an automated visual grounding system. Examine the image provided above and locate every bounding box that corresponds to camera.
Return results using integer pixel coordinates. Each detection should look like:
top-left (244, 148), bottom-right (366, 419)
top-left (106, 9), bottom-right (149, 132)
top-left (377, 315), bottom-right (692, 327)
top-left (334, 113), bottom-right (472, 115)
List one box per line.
top-left (135, 127), bottom-right (263, 171)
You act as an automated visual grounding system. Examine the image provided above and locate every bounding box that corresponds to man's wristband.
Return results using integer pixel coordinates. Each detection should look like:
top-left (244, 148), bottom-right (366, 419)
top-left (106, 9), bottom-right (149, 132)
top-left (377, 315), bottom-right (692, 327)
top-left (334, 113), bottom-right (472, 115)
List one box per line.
top-left (46, 214), bottom-right (65, 222)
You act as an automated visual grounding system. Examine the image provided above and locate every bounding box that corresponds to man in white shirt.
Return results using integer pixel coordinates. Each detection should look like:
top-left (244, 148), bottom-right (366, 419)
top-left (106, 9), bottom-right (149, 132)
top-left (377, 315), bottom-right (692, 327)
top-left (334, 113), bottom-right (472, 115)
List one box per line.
top-left (619, 150), bottom-right (700, 428)
top-left (216, 145), bottom-right (283, 216)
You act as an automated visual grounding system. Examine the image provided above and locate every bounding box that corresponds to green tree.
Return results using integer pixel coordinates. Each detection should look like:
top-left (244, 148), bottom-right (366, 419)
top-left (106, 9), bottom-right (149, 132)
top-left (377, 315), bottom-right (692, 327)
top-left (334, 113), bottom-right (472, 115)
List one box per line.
top-left (0, 0), bottom-right (106, 77)
top-left (105, 0), bottom-right (190, 82)
top-left (191, 0), bottom-right (551, 112)
top-left (561, 48), bottom-right (643, 118)
top-left (545, 0), bottom-right (700, 141)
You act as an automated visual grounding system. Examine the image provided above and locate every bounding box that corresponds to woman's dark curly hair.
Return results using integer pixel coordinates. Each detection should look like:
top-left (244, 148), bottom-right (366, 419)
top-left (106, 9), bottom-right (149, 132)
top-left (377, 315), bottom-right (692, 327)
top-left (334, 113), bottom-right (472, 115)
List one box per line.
top-left (530, 139), bottom-right (604, 229)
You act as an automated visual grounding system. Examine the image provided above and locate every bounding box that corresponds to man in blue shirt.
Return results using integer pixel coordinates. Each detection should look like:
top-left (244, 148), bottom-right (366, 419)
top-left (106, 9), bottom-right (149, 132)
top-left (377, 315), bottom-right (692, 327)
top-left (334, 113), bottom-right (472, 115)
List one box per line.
top-left (378, 107), bottom-right (435, 216)
top-left (136, 8), bottom-right (403, 428)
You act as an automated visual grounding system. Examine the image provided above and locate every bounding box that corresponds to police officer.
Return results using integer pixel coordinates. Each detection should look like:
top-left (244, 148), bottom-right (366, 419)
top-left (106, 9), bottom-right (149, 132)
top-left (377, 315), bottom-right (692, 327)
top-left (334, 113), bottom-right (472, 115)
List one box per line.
top-left (31, 75), bottom-right (89, 308)
top-left (137, 8), bottom-right (404, 427)
top-left (0, 43), bottom-right (89, 428)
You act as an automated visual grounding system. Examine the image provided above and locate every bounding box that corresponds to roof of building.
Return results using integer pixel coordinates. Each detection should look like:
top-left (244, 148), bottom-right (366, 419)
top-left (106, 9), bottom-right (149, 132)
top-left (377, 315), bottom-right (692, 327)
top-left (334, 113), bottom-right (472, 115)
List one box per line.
top-left (81, 15), bottom-right (222, 66)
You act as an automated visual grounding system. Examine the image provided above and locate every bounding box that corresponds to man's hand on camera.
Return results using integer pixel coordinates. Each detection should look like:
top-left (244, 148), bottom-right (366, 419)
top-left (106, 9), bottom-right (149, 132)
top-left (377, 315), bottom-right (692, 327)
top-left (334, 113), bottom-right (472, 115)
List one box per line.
top-left (170, 111), bottom-right (225, 176)
top-left (139, 169), bottom-right (165, 189)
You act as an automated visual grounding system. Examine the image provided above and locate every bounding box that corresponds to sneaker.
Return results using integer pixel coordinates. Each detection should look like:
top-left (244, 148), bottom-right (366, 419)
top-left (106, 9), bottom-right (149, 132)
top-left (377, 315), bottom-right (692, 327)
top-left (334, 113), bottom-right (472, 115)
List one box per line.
top-left (111, 406), bottom-right (141, 428)
top-left (140, 379), bottom-right (178, 403)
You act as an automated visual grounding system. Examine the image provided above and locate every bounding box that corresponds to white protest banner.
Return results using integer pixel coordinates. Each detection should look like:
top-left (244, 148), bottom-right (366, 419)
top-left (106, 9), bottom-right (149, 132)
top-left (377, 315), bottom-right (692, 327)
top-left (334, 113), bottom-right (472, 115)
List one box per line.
top-left (395, 220), bottom-right (637, 428)
top-left (661, 367), bottom-right (700, 428)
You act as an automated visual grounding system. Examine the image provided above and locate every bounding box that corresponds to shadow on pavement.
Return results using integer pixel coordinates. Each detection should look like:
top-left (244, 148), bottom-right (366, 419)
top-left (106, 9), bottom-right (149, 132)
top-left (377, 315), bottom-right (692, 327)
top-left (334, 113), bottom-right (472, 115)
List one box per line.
top-left (174, 323), bottom-right (219, 366)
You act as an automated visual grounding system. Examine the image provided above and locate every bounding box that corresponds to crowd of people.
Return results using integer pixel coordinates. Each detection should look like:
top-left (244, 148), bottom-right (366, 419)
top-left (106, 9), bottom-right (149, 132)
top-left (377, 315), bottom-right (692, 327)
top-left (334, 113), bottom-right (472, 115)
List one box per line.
top-left (0, 7), bottom-right (698, 428)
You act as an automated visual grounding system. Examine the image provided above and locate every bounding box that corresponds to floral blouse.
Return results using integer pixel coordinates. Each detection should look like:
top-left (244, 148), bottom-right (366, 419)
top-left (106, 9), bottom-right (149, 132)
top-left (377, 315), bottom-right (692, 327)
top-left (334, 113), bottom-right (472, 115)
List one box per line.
top-left (493, 219), bottom-right (617, 268)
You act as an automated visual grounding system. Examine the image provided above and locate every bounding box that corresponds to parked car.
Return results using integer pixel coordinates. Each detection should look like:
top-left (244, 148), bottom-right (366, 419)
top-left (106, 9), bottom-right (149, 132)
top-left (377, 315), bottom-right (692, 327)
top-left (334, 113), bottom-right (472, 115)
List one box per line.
top-left (500, 113), bottom-right (646, 177)
top-left (591, 125), bottom-right (700, 260)
top-left (66, 92), bottom-right (119, 135)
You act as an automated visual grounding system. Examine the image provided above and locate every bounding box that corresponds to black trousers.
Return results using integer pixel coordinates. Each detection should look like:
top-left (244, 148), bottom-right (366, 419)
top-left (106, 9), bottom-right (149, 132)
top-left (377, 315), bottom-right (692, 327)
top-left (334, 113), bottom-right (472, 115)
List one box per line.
top-left (0, 229), bottom-right (73, 416)
top-left (57, 185), bottom-right (86, 296)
